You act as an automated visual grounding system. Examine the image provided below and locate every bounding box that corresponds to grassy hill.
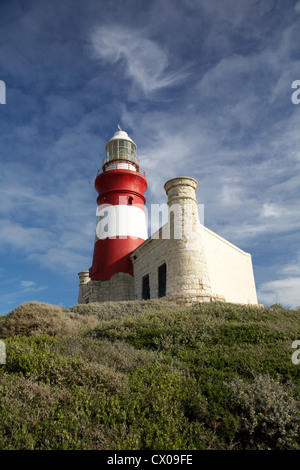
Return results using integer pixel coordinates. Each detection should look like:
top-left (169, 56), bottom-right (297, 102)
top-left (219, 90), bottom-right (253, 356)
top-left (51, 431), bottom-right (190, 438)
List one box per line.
top-left (0, 300), bottom-right (299, 450)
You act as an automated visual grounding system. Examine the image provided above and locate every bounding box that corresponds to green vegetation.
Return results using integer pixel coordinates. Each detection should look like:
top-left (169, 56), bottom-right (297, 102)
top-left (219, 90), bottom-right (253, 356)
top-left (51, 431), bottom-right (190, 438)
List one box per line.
top-left (0, 300), bottom-right (299, 450)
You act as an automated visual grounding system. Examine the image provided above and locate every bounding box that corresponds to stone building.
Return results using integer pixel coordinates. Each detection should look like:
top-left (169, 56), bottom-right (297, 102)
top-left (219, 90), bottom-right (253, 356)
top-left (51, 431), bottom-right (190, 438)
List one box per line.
top-left (78, 130), bottom-right (258, 306)
top-left (130, 176), bottom-right (257, 305)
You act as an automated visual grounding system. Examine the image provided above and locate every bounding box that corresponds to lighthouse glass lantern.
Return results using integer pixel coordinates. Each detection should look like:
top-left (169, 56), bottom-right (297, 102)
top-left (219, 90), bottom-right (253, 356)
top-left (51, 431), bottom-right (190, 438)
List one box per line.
top-left (89, 129), bottom-right (148, 281)
top-left (103, 132), bottom-right (140, 171)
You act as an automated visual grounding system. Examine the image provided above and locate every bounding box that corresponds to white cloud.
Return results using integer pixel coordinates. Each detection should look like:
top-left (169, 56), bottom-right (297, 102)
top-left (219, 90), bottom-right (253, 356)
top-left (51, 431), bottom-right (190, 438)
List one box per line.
top-left (0, 280), bottom-right (48, 314)
top-left (258, 253), bottom-right (300, 308)
top-left (281, 255), bottom-right (300, 276)
top-left (29, 247), bottom-right (91, 274)
top-left (20, 280), bottom-right (36, 289)
top-left (260, 203), bottom-right (282, 218)
top-left (199, 0), bottom-right (278, 28)
top-left (0, 156), bottom-right (96, 275)
top-left (19, 280), bottom-right (47, 294)
top-left (295, 1), bottom-right (300, 13)
top-left (0, 216), bottom-right (93, 275)
top-left (221, 184), bottom-right (245, 207)
top-left (258, 277), bottom-right (300, 309)
top-left (90, 26), bottom-right (186, 95)
top-left (0, 219), bottom-right (51, 253)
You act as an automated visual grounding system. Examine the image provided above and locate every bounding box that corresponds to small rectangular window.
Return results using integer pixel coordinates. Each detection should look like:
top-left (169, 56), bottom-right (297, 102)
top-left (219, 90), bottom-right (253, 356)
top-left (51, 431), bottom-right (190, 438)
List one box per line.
top-left (158, 263), bottom-right (167, 298)
top-left (142, 274), bottom-right (150, 300)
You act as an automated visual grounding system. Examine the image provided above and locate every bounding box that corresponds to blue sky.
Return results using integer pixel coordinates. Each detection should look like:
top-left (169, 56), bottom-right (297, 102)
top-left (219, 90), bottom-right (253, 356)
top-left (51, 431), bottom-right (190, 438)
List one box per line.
top-left (0, 0), bottom-right (300, 314)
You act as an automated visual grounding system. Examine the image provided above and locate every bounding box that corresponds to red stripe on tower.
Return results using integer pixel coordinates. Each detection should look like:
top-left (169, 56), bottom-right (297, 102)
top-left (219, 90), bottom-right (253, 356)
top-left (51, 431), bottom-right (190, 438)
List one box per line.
top-left (89, 128), bottom-right (148, 281)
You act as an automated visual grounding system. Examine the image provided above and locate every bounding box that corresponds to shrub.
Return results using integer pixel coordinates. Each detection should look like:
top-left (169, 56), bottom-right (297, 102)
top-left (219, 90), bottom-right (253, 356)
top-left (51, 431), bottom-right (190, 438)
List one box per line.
top-left (115, 363), bottom-right (210, 450)
top-left (0, 302), bottom-right (97, 338)
top-left (0, 372), bottom-right (116, 450)
top-left (69, 299), bottom-right (180, 321)
top-left (51, 336), bottom-right (162, 373)
top-left (4, 336), bottom-right (127, 392)
top-left (1, 300), bottom-right (300, 450)
top-left (227, 374), bottom-right (300, 449)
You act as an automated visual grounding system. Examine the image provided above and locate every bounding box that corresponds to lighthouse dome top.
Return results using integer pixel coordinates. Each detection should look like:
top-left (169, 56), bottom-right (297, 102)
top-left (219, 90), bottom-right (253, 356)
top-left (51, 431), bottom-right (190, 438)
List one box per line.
top-left (103, 128), bottom-right (140, 169)
top-left (106, 130), bottom-right (136, 147)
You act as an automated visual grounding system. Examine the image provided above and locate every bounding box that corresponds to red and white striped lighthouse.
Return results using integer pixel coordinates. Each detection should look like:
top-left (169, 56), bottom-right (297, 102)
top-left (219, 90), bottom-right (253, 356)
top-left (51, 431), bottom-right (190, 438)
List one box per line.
top-left (89, 128), bottom-right (148, 281)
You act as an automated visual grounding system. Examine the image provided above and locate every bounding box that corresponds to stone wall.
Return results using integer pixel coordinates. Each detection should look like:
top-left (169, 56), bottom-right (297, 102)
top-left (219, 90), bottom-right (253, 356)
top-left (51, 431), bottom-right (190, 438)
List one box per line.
top-left (77, 271), bottom-right (134, 304)
top-left (130, 224), bottom-right (225, 304)
top-left (131, 229), bottom-right (169, 301)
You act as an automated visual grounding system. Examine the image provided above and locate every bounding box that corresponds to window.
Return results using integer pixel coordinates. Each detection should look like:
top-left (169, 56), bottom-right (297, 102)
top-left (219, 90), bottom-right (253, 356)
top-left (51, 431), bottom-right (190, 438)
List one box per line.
top-left (158, 263), bottom-right (167, 298)
top-left (142, 274), bottom-right (150, 300)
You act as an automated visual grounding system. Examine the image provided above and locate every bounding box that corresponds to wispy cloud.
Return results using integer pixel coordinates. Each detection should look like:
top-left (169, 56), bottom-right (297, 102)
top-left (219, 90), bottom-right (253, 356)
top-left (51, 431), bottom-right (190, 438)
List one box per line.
top-left (20, 280), bottom-right (47, 293)
top-left (90, 25), bottom-right (187, 96)
top-left (20, 280), bottom-right (36, 289)
top-left (295, 1), bottom-right (300, 13)
top-left (258, 277), bottom-right (300, 309)
top-left (0, 164), bottom-right (95, 275)
top-left (257, 252), bottom-right (300, 308)
top-left (281, 254), bottom-right (300, 277)
top-left (0, 279), bottom-right (48, 315)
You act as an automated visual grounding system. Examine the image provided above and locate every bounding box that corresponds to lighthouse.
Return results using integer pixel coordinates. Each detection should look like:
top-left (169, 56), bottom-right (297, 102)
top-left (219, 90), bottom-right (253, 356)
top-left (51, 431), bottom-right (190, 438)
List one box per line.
top-left (78, 128), bottom-right (258, 306)
top-left (88, 128), bottom-right (148, 282)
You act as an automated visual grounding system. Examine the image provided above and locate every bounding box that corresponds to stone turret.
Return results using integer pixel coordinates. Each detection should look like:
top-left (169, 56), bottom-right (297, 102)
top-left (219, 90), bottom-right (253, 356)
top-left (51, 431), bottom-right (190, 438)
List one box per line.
top-left (163, 177), bottom-right (216, 303)
top-left (77, 271), bottom-right (90, 304)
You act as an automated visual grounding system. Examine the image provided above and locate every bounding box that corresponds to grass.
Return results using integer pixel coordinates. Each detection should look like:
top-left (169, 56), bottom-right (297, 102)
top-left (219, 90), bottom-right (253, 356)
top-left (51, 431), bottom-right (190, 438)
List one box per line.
top-left (0, 300), bottom-right (299, 450)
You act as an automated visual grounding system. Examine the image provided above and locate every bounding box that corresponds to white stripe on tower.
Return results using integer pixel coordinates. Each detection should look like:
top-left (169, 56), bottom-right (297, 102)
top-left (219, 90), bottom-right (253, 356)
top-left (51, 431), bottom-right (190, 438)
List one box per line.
top-left (96, 205), bottom-right (148, 240)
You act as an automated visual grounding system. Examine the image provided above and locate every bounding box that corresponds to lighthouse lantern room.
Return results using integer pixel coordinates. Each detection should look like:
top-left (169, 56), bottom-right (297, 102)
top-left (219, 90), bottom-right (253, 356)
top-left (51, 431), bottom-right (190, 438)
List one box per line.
top-left (89, 129), bottom-right (148, 282)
